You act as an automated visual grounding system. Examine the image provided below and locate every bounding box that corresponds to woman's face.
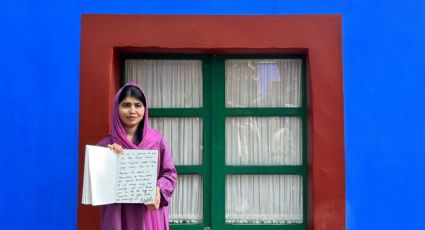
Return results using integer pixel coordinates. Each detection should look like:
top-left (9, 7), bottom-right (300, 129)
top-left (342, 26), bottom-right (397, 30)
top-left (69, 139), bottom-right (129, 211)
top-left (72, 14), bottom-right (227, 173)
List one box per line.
top-left (118, 96), bottom-right (145, 130)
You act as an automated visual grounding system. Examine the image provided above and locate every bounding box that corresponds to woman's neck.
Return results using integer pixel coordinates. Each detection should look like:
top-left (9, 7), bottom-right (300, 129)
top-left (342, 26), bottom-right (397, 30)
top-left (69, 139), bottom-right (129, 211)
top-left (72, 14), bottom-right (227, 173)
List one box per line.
top-left (125, 127), bottom-right (139, 144)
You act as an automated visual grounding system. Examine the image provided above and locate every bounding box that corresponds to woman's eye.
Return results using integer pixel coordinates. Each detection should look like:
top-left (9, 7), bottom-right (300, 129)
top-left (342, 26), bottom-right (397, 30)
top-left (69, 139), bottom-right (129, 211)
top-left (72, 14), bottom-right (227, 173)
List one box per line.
top-left (135, 103), bottom-right (143, 108)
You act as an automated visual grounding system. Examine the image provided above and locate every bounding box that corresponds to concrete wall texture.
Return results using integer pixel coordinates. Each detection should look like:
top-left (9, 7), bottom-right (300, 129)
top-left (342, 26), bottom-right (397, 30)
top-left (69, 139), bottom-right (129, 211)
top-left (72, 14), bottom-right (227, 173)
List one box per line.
top-left (0, 1), bottom-right (424, 229)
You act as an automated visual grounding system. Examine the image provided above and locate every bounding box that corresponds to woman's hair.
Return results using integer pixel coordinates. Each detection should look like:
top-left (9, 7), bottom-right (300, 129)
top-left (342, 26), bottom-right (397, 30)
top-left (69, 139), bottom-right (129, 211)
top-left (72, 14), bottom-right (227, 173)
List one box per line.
top-left (118, 85), bottom-right (146, 143)
top-left (118, 85), bottom-right (146, 107)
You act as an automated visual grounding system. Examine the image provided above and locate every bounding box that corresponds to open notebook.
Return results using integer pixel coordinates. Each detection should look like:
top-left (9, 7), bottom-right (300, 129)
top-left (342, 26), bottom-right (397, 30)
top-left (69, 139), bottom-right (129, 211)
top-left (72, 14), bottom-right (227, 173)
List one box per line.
top-left (82, 145), bottom-right (158, 206)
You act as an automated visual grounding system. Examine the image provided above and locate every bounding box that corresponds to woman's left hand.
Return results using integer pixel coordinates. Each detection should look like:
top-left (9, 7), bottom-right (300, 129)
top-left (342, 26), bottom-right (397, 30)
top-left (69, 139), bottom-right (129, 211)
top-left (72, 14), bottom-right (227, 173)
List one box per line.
top-left (146, 187), bottom-right (161, 210)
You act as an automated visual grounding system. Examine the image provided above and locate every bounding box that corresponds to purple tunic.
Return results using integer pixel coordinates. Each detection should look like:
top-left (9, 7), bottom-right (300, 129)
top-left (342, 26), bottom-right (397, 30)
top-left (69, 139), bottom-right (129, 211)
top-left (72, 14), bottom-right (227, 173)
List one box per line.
top-left (97, 82), bottom-right (177, 230)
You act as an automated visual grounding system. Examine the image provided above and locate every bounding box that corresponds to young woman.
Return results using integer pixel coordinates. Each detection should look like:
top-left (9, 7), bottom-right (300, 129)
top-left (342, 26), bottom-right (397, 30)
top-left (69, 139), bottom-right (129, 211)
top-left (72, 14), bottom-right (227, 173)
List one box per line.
top-left (97, 82), bottom-right (177, 230)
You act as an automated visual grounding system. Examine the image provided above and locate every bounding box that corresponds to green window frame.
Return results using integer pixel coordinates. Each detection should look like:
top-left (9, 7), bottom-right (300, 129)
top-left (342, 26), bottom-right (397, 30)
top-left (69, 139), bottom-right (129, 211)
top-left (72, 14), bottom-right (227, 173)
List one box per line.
top-left (122, 54), bottom-right (307, 230)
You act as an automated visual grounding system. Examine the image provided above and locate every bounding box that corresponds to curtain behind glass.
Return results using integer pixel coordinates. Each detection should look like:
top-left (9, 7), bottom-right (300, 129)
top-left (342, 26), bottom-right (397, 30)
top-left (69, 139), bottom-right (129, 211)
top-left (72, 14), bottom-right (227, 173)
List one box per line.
top-left (225, 59), bottom-right (304, 224)
top-left (169, 175), bottom-right (203, 223)
top-left (226, 59), bottom-right (302, 108)
top-left (150, 117), bottom-right (203, 166)
top-left (226, 175), bottom-right (303, 224)
top-left (226, 117), bottom-right (302, 166)
top-left (126, 59), bottom-right (204, 223)
top-left (126, 59), bottom-right (202, 108)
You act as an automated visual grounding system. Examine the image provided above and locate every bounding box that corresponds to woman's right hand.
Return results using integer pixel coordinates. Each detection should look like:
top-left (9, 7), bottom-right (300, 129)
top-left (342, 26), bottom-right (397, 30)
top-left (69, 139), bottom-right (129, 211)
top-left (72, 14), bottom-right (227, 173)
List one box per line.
top-left (107, 143), bottom-right (124, 154)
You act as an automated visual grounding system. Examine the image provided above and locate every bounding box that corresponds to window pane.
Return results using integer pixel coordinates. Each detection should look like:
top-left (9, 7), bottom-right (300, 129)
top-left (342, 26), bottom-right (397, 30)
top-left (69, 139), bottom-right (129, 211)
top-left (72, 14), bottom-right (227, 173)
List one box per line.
top-left (226, 175), bottom-right (303, 224)
top-left (150, 117), bottom-right (203, 165)
top-left (226, 59), bottom-right (302, 108)
top-left (226, 117), bottom-right (302, 165)
top-left (125, 59), bottom-right (203, 108)
top-left (170, 175), bottom-right (203, 223)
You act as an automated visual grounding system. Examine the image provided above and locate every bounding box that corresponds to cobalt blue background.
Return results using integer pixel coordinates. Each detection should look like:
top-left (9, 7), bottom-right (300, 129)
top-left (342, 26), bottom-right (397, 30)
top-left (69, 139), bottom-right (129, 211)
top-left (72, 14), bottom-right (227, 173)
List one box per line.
top-left (0, 0), bottom-right (424, 229)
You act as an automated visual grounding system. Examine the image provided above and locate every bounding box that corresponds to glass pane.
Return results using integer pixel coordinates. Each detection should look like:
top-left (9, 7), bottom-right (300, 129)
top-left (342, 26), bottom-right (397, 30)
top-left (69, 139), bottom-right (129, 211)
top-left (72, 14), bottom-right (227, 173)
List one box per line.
top-left (150, 117), bottom-right (203, 165)
top-left (226, 175), bottom-right (303, 224)
top-left (125, 59), bottom-right (203, 108)
top-left (170, 175), bottom-right (203, 223)
top-left (226, 117), bottom-right (302, 165)
top-left (226, 59), bottom-right (302, 108)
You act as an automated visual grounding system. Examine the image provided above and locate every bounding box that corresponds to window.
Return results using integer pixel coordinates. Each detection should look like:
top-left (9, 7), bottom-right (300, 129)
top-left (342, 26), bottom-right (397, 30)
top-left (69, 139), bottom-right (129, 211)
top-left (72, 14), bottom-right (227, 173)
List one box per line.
top-left (78, 15), bottom-right (345, 230)
top-left (123, 55), bottom-right (307, 230)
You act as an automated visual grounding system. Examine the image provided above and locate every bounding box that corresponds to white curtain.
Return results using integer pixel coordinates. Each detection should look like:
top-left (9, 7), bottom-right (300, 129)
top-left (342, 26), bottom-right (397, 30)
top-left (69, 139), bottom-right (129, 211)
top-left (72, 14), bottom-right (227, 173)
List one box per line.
top-left (168, 175), bottom-right (203, 223)
top-left (226, 117), bottom-right (301, 165)
top-left (226, 175), bottom-right (303, 224)
top-left (150, 117), bottom-right (203, 166)
top-left (125, 59), bottom-right (203, 108)
top-left (126, 60), bottom-right (204, 223)
top-left (225, 117), bottom-right (303, 223)
top-left (225, 59), bottom-right (302, 108)
top-left (149, 119), bottom-right (203, 223)
top-left (225, 59), bottom-right (303, 224)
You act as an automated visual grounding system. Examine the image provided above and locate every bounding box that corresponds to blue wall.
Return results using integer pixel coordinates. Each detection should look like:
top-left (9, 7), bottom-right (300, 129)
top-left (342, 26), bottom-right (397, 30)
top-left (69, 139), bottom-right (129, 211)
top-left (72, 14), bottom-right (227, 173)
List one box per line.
top-left (1, 0), bottom-right (424, 229)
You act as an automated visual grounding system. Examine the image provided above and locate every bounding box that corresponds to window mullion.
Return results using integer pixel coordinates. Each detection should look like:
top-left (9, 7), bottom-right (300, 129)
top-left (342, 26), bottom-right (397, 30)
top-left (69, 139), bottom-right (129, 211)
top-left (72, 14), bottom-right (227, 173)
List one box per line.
top-left (210, 56), bottom-right (226, 229)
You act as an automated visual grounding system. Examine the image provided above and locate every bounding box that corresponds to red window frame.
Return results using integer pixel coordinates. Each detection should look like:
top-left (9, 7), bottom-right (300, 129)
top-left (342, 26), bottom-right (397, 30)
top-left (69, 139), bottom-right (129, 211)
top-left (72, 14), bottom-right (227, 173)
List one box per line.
top-left (78, 15), bottom-right (345, 230)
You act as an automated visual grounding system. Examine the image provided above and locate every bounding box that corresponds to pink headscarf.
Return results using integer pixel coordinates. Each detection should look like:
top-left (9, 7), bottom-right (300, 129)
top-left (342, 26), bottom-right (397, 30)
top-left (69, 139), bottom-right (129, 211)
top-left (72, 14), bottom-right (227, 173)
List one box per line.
top-left (111, 81), bottom-right (159, 149)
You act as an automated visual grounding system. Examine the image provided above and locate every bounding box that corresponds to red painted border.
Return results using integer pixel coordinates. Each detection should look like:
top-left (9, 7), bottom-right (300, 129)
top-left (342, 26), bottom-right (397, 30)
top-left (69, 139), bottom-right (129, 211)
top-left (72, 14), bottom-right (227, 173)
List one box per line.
top-left (78, 15), bottom-right (345, 230)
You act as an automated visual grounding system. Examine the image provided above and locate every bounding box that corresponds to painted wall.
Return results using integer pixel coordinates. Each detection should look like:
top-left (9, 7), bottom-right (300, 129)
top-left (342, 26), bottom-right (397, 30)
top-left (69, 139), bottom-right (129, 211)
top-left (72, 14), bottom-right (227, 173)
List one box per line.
top-left (0, 1), bottom-right (424, 230)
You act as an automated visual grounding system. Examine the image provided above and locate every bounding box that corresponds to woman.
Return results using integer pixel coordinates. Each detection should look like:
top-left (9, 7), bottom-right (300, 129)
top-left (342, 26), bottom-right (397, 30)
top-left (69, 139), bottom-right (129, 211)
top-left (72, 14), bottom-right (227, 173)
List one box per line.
top-left (97, 82), bottom-right (177, 230)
